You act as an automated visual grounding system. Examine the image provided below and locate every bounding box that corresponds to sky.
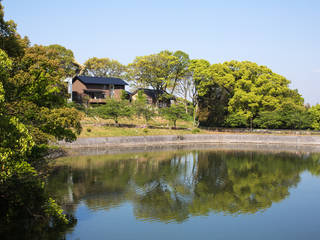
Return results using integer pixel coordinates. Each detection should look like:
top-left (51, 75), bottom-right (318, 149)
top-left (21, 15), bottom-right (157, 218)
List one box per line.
top-left (2, 0), bottom-right (320, 104)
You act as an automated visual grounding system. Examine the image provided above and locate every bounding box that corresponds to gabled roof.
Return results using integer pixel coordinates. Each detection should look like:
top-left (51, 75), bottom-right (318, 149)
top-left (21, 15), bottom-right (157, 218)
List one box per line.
top-left (73, 75), bottom-right (128, 85)
top-left (132, 88), bottom-right (175, 100)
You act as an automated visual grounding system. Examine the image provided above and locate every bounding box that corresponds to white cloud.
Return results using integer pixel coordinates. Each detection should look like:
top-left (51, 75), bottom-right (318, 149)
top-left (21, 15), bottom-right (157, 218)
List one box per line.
top-left (313, 69), bottom-right (320, 73)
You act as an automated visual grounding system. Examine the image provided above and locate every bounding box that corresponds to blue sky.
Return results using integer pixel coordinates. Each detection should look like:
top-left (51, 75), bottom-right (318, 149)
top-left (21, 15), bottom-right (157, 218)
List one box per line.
top-left (3, 0), bottom-right (320, 104)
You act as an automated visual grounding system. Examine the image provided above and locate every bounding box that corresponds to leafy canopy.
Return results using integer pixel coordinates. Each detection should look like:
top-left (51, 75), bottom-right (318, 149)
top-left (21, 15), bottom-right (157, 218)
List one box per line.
top-left (88, 99), bottom-right (134, 124)
top-left (84, 57), bottom-right (126, 78)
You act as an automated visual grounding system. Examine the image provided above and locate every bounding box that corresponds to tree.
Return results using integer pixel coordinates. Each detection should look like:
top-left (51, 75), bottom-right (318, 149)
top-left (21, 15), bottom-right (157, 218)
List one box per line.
top-left (84, 57), bottom-right (126, 78)
top-left (128, 51), bottom-right (179, 105)
top-left (253, 110), bottom-right (283, 129)
top-left (187, 59), bottom-right (213, 126)
top-left (309, 104), bottom-right (320, 130)
top-left (0, 49), bottom-right (73, 236)
top-left (195, 60), bottom-right (305, 128)
top-left (160, 103), bottom-right (189, 128)
top-left (88, 99), bottom-right (133, 125)
top-left (3, 45), bottom-right (82, 144)
top-left (0, 3), bottom-right (29, 58)
top-left (169, 50), bottom-right (190, 95)
top-left (134, 90), bottom-right (156, 125)
top-left (45, 44), bottom-right (81, 77)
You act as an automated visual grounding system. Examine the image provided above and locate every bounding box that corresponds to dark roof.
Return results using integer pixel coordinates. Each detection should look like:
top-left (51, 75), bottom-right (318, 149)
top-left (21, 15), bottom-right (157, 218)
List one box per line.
top-left (132, 88), bottom-right (175, 99)
top-left (73, 75), bottom-right (128, 85)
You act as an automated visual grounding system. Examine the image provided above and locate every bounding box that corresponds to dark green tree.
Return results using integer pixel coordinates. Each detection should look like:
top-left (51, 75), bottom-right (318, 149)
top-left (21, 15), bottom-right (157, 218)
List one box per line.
top-left (89, 99), bottom-right (134, 125)
top-left (134, 90), bottom-right (156, 126)
top-left (0, 3), bottom-right (29, 58)
top-left (160, 103), bottom-right (189, 128)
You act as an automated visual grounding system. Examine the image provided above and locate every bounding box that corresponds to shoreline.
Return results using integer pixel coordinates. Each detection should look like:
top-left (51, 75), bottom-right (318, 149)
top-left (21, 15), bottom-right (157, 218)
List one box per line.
top-left (57, 133), bottom-right (320, 154)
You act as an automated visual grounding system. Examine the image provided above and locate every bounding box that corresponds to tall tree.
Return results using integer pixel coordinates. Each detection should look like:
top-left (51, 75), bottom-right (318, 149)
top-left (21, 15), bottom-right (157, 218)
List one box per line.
top-left (195, 60), bottom-right (305, 128)
top-left (309, 104), bottom-right (320, 130)
top-left (0, 49), bottom-right (73, 236)
top-left (128, 50), bottom-right (180, 105)
top-left (3, 45), bottom-right (82, 144)
top-left (134, 90), bottom-right (156, 126)
top-left (84, 57), bottom-right (126, 78)
top-left (45, 44), bottom-right (81, 77)
top-left (0, 2), bottom-right (29, 58)
top-left (169, 50), bottom-right (190, 94)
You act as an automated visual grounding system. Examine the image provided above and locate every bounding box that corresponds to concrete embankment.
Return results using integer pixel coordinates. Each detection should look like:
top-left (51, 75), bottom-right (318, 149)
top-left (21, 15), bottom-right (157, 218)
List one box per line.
top-left (59, 133), bottom-right (320, 148)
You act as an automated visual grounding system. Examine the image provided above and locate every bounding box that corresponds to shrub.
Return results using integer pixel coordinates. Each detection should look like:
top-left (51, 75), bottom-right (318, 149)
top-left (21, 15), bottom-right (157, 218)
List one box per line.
top-left (160, 104), bottom-right (189, 128)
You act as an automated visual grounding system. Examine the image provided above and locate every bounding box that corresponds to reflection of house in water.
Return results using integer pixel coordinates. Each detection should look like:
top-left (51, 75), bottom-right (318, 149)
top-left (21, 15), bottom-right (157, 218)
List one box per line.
top-left (71, 75), bottom-right (128, 104)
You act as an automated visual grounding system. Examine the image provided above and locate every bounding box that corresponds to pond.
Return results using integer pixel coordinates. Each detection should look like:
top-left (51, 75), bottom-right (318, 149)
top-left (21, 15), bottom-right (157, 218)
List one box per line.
top-left (47, 146), bottom-right (320, 239)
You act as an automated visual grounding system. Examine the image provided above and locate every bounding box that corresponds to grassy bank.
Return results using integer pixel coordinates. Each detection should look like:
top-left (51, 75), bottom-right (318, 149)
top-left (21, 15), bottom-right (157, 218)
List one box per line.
top-left (79, 116), bottom-right (320, 138)
top-left (79, 116), bottom-right (209, 137)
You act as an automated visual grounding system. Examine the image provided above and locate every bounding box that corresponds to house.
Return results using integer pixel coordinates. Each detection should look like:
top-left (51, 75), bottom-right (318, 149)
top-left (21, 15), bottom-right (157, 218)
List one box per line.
top-left (72, 76), bottom-right (128, 104)
top-left (131, 88), bottom-right (175, 107)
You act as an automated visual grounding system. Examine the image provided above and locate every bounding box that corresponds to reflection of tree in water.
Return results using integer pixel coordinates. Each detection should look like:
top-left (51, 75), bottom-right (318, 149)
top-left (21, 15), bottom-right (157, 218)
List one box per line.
top-left (47, 150), bottom-right (320, 223)
top-left (190, 152), bottom-right (302, 216)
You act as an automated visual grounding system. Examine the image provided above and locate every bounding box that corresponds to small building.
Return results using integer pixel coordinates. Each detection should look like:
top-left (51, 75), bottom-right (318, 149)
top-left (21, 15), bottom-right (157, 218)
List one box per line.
top-left (131, 88), bottom-right (175, 107)
top-left (72, 76), bottom-right (128, 104)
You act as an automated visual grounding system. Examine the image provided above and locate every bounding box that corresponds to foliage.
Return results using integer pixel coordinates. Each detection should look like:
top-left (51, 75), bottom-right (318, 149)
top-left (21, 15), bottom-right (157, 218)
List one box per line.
top-left (0, 54), bottom-right (71, 235)
top-left (225, 112), bottom-right (249, 128)
top-left (160, 103), bottom-right (189, 128)
top-left (0, 3), bottom-right (29, 58)
top-left (84, 57), bottom-right (126, 78)
top-left (120, 89), bottom-right (130, 100)
top-left (133, 90), bottom-right (156, 125)
top-left (45, 44), bottom-right (79, 77)
top-left (309, 104), bottom-right (320, 130)
top-left (1, 45), bottom-right (82, 144)
top-left (253, 111), bottom-right (283, 129)
top-left (194, 60), bottom-right (306, 128)
top-left (1, 4), bottom-right (81, 234)
top-left (128, 50), bottom-right (189, 104)
top-left (253, 102), bottom-right (312, 129)
top-left (88, 99), bottom-right (134, 124)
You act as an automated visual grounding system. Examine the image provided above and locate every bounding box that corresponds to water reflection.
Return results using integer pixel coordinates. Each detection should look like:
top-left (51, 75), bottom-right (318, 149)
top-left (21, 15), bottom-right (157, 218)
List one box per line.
top-left (47, 150), bottom-right (320, 224)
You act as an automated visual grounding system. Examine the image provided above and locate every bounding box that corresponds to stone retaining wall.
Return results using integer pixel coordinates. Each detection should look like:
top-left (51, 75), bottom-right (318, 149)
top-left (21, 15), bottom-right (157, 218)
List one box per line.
top-left (58, 133), bottom-right (320, 148)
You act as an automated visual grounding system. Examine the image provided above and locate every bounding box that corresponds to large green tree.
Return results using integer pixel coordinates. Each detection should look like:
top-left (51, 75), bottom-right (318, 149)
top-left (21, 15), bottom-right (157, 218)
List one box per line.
top-left (84, 57), bottom-right (126, 78)
top-left (128, 50), bottom-right (189, 105)
top-left (0, 50), bottom-right (74, 237)
top-left (309, 104), bottom-right (320, 130)
top-left (195, 60), bottom-right (305, 128)
top-left (2, 45), bottom-right (82, 144)
top-left (0, 3), bottom-right (29, 58)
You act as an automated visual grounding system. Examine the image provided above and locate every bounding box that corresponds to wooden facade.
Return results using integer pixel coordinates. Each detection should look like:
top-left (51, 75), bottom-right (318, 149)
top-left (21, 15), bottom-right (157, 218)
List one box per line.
top-left (72, 76), bottom-right (127, 104)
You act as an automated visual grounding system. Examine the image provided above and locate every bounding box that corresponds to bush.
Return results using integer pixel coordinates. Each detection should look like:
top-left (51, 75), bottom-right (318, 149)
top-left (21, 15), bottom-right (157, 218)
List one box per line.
top-left (191, 128), bottom-right (200, 134)
top-left (225, 113), bottom-right (249, 128)
top-left (88, 99), bottom-right (134, 125)
top-left (134, 90), bottom-right (156, 125)
top-left (160, 104), bottom-right (189, 128)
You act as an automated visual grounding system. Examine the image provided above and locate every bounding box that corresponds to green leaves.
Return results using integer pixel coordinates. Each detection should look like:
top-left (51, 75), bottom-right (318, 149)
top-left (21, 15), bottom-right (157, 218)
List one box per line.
top-left (309, 104), bottom-right (320, 130)
top-left (88, 99), bottom-right (134, 124)
top-left (194, 60), bottom-right (306, 128)
top-left (84, 57), bottom-right (126, 78)
top-left (128, 50), bottom-right (190, 103)
top-left (134, 90), bottom-right (156, 124)
top-left (160, 103), bottom-right (189, 128)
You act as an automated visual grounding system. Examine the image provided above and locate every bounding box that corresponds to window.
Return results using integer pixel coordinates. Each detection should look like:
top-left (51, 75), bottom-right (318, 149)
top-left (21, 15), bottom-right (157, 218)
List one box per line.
top-left (110, 85), bottom-right (114, 98)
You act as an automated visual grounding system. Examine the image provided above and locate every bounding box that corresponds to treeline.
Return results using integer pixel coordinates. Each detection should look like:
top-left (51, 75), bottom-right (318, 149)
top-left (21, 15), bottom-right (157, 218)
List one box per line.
top-left (81, 52), bottom-right (320, 130)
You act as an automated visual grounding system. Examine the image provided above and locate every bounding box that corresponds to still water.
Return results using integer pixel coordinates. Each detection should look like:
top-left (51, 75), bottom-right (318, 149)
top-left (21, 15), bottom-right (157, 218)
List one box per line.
top-left (47, 147), bottom-right (320, 239)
